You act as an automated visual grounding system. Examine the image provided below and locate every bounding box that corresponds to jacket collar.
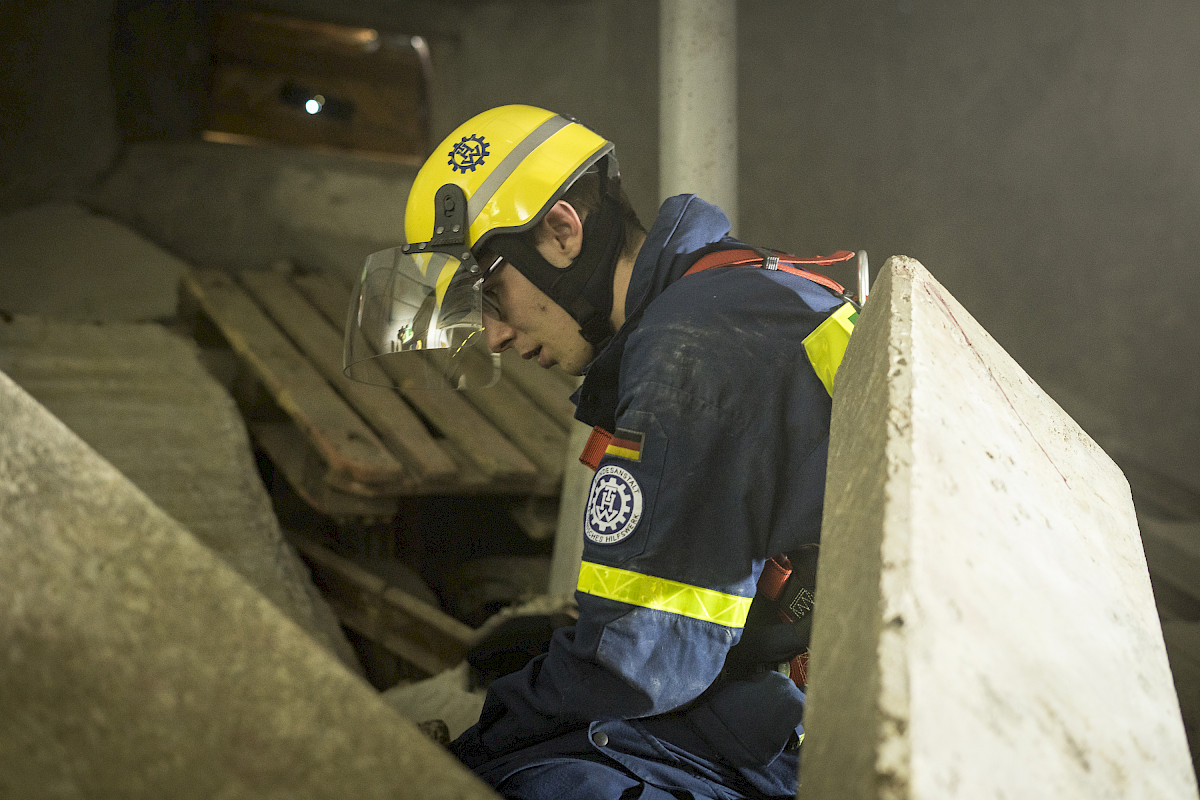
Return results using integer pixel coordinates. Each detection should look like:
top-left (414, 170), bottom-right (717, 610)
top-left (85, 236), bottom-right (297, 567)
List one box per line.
top-left (622, 194), bottom-right (733, 323)
top-left (572, 194), bottom-right (733, 428)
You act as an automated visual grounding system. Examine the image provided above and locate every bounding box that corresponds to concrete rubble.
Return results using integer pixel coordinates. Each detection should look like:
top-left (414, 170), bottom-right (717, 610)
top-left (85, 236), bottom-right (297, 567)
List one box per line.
top-left (86, 139), bottom-right (415, 285)
top-left (799, 256), bottom-right (1198, 799)
top-left (0, 368), bottom-right (498, 799)
top-left (0, 201), bottom-right (186, 322)
top-left (0, 314), bottom-right (357, 670)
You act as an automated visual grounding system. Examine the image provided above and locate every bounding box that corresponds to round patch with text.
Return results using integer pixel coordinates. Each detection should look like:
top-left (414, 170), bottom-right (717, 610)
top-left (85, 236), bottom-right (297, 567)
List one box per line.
top-left (585, 465), bottom-right (643, 545)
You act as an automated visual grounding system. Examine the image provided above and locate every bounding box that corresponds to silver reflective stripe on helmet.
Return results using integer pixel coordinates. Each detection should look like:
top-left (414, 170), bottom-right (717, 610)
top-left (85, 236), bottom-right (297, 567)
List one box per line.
top-left (466, 114), bottom-right (574, 229)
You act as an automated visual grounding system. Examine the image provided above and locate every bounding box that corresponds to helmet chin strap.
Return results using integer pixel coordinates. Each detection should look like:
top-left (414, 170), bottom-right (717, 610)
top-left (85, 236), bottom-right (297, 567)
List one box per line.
top-left (488, 155), bottom-right (625, 349)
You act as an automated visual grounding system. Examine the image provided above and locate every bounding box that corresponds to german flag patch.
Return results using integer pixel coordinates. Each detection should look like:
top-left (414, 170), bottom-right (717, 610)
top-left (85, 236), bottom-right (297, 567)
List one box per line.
top-left (605, 428), bottom-right (644, 463)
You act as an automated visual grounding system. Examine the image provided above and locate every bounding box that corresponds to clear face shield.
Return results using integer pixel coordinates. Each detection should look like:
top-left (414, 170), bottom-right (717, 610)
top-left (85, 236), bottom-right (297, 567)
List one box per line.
top-left (344, 182), bottom-right (501, 390)
top-left (343, 241), bottom-right (500, 391)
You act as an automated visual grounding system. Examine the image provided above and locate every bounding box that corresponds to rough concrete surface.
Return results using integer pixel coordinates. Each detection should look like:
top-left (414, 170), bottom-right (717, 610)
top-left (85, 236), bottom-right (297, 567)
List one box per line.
top-left (0, 315), bottom-right (358, 671)
top-left (87, 139), bottom-right (416, 285)
top-left (800, 257), bottom-right (1198, 799)
top-left (0, 201), bottom-right (186, 322)
top-left (0, 368), bottom-right (497, 799)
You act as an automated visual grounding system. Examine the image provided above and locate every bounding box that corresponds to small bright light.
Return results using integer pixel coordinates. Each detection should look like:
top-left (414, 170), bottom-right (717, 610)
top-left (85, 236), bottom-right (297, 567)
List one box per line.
top-left (305, 95), bottom-right (325, 115)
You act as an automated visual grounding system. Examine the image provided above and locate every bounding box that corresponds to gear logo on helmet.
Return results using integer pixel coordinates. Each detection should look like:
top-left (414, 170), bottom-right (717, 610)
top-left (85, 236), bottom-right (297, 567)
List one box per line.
top-left (447, 134), bottom-right (490, 173)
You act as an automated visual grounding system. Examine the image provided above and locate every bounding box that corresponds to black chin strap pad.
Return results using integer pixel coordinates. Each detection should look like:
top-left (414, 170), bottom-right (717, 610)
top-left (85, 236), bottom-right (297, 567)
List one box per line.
top-left (488, 156), bottom-right (625, 349)
top-left (566, 195), bottom-right (623, 347)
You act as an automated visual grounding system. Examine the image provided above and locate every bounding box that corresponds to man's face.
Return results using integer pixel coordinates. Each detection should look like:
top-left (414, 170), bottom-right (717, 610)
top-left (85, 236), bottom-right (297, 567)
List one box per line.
top-left (481, 261), bottom-right (595, 376)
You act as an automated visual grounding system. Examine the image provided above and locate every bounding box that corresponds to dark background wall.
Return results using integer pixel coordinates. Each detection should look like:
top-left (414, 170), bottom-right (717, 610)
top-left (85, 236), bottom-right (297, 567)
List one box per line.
top-left (2, 0), bottom-right (1198, 507)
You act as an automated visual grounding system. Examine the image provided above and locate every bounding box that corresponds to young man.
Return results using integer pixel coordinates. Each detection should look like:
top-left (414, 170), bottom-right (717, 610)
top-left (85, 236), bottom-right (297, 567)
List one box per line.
top-left (344, 105), bottom-right (857, 800)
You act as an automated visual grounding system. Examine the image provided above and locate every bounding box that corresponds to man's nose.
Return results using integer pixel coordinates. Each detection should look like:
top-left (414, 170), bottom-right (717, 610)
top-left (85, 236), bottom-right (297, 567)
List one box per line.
top-left (484, 315), bottom-right (516, 353)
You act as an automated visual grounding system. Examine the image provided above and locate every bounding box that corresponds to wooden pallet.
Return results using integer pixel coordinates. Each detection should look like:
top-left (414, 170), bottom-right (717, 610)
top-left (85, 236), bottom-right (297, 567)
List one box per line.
top-left (178, 268), bottom-right (579, 519)
top-left (287, 530), bottom-right (477, 676)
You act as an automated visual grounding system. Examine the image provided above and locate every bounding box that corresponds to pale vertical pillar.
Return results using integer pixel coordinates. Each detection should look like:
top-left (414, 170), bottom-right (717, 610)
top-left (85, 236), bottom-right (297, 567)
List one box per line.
top-left (549, 418), bottom-right (594, 596)
top-left (799, 257), bottom-right (1198, 799)
top-left (659, 0), bottom-right (738, 228)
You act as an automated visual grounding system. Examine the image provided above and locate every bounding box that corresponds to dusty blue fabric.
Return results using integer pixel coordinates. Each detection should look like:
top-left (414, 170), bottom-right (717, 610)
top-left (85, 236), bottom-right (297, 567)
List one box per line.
top-left (452, 195), bottom-right (841, 799)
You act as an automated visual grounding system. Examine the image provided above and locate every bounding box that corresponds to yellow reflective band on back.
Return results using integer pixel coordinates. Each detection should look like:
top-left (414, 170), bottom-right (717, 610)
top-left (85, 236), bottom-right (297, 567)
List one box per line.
top-left (577, 561), bottom-right (752, 628)
top-left (802, 302), bottom-right (858, 396)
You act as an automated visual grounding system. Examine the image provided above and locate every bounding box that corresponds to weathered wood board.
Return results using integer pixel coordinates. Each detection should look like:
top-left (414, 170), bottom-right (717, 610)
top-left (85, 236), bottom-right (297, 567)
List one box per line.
top-left (179, 268), bottom-right (578, 519)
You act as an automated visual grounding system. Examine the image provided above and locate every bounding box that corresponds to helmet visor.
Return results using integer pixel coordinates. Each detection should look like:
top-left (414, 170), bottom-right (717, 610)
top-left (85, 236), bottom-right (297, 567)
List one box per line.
top-left (344, 246), bottom-right (499, 390)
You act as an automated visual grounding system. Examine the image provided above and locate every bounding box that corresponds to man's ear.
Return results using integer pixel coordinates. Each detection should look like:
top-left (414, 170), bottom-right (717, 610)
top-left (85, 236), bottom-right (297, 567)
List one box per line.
top-left (535, 200), bottom-right (584, 268)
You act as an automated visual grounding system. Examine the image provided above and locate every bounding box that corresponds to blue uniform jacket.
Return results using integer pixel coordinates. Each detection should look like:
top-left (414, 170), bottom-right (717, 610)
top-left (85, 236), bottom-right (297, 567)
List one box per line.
top-left (453, 195), bottom-right (842, 798)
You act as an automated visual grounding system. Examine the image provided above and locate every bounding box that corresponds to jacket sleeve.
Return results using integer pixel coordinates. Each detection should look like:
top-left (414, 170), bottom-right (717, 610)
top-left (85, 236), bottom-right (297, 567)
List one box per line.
top-left (453, 303), bottom-right (829, 766)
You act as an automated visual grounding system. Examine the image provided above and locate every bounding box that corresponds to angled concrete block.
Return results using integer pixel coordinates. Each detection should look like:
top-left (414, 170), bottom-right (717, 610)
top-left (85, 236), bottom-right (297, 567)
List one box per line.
top-left (0, 316), bottom-right (357, 671)
top-left (800, 257), bottom-right (1197, 799)
top-left (0, 202), bottom-right (186, 322)
top-left (0, 369), bottom-right (496, 799)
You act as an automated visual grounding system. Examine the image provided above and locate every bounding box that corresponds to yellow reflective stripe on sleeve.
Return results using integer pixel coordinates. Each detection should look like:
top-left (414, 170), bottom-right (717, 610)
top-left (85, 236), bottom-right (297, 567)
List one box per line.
top-left (802, 301), bottom-right (858, 396)
top-left (577, 561), bottom-right (752, 627)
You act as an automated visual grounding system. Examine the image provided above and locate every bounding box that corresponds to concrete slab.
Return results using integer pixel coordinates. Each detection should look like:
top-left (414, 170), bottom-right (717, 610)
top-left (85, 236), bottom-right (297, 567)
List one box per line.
top-left (0, 201), bottom-right (186, 321)
top-left (0, 315), bottom-right (357, 670)
top-left (799, 257), bottom-right (1197, 799)
top-left (0, 367), bottom-right (497, 799)
top-left (87, 139), bottom-right (415, 284)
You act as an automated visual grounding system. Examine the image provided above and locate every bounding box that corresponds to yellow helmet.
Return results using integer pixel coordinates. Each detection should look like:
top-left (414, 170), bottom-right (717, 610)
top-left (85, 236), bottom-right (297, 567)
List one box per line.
top-left (406, 104), bottom-right (613, 253)
top-left (344, 105), bottom-right (624, 390)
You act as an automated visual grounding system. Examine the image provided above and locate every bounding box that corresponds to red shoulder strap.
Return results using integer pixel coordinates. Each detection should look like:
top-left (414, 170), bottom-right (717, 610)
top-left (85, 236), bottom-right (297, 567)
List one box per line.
top-left (683, 248), bottom-right (854, 295)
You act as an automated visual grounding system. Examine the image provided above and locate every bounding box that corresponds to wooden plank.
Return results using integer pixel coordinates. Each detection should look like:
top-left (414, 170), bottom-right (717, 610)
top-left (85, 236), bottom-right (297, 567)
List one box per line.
top-left (251, 422), bottom-right (398, 521)
top-left (458, 364), bottom-right (568, 480)
top-left (180, 269), bottom-right (409, 495)
top-left (238, 271), bottom-right (457, 485)
top-left (288, 531), bottom-right (477, 676)
top-left (290, 273), bottom-right (570, 478)
top-left (293, 273), bottom-right (543, 483)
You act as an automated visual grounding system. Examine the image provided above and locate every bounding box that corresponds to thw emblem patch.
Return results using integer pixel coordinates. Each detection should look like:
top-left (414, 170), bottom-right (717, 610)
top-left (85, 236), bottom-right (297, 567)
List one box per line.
top-left (585, 465), bottom-right (643, 544)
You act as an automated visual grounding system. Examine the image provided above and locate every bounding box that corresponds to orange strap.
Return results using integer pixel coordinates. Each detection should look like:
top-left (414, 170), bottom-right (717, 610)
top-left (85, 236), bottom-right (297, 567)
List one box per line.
top-left (757, 553), bottom-right (811, 689)
top-left (579, 426), bottom-right (613, 471)
top-left (757, 554), bottom-right (793, 602)
top-left (684, 248), bottom-right (854, 295)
